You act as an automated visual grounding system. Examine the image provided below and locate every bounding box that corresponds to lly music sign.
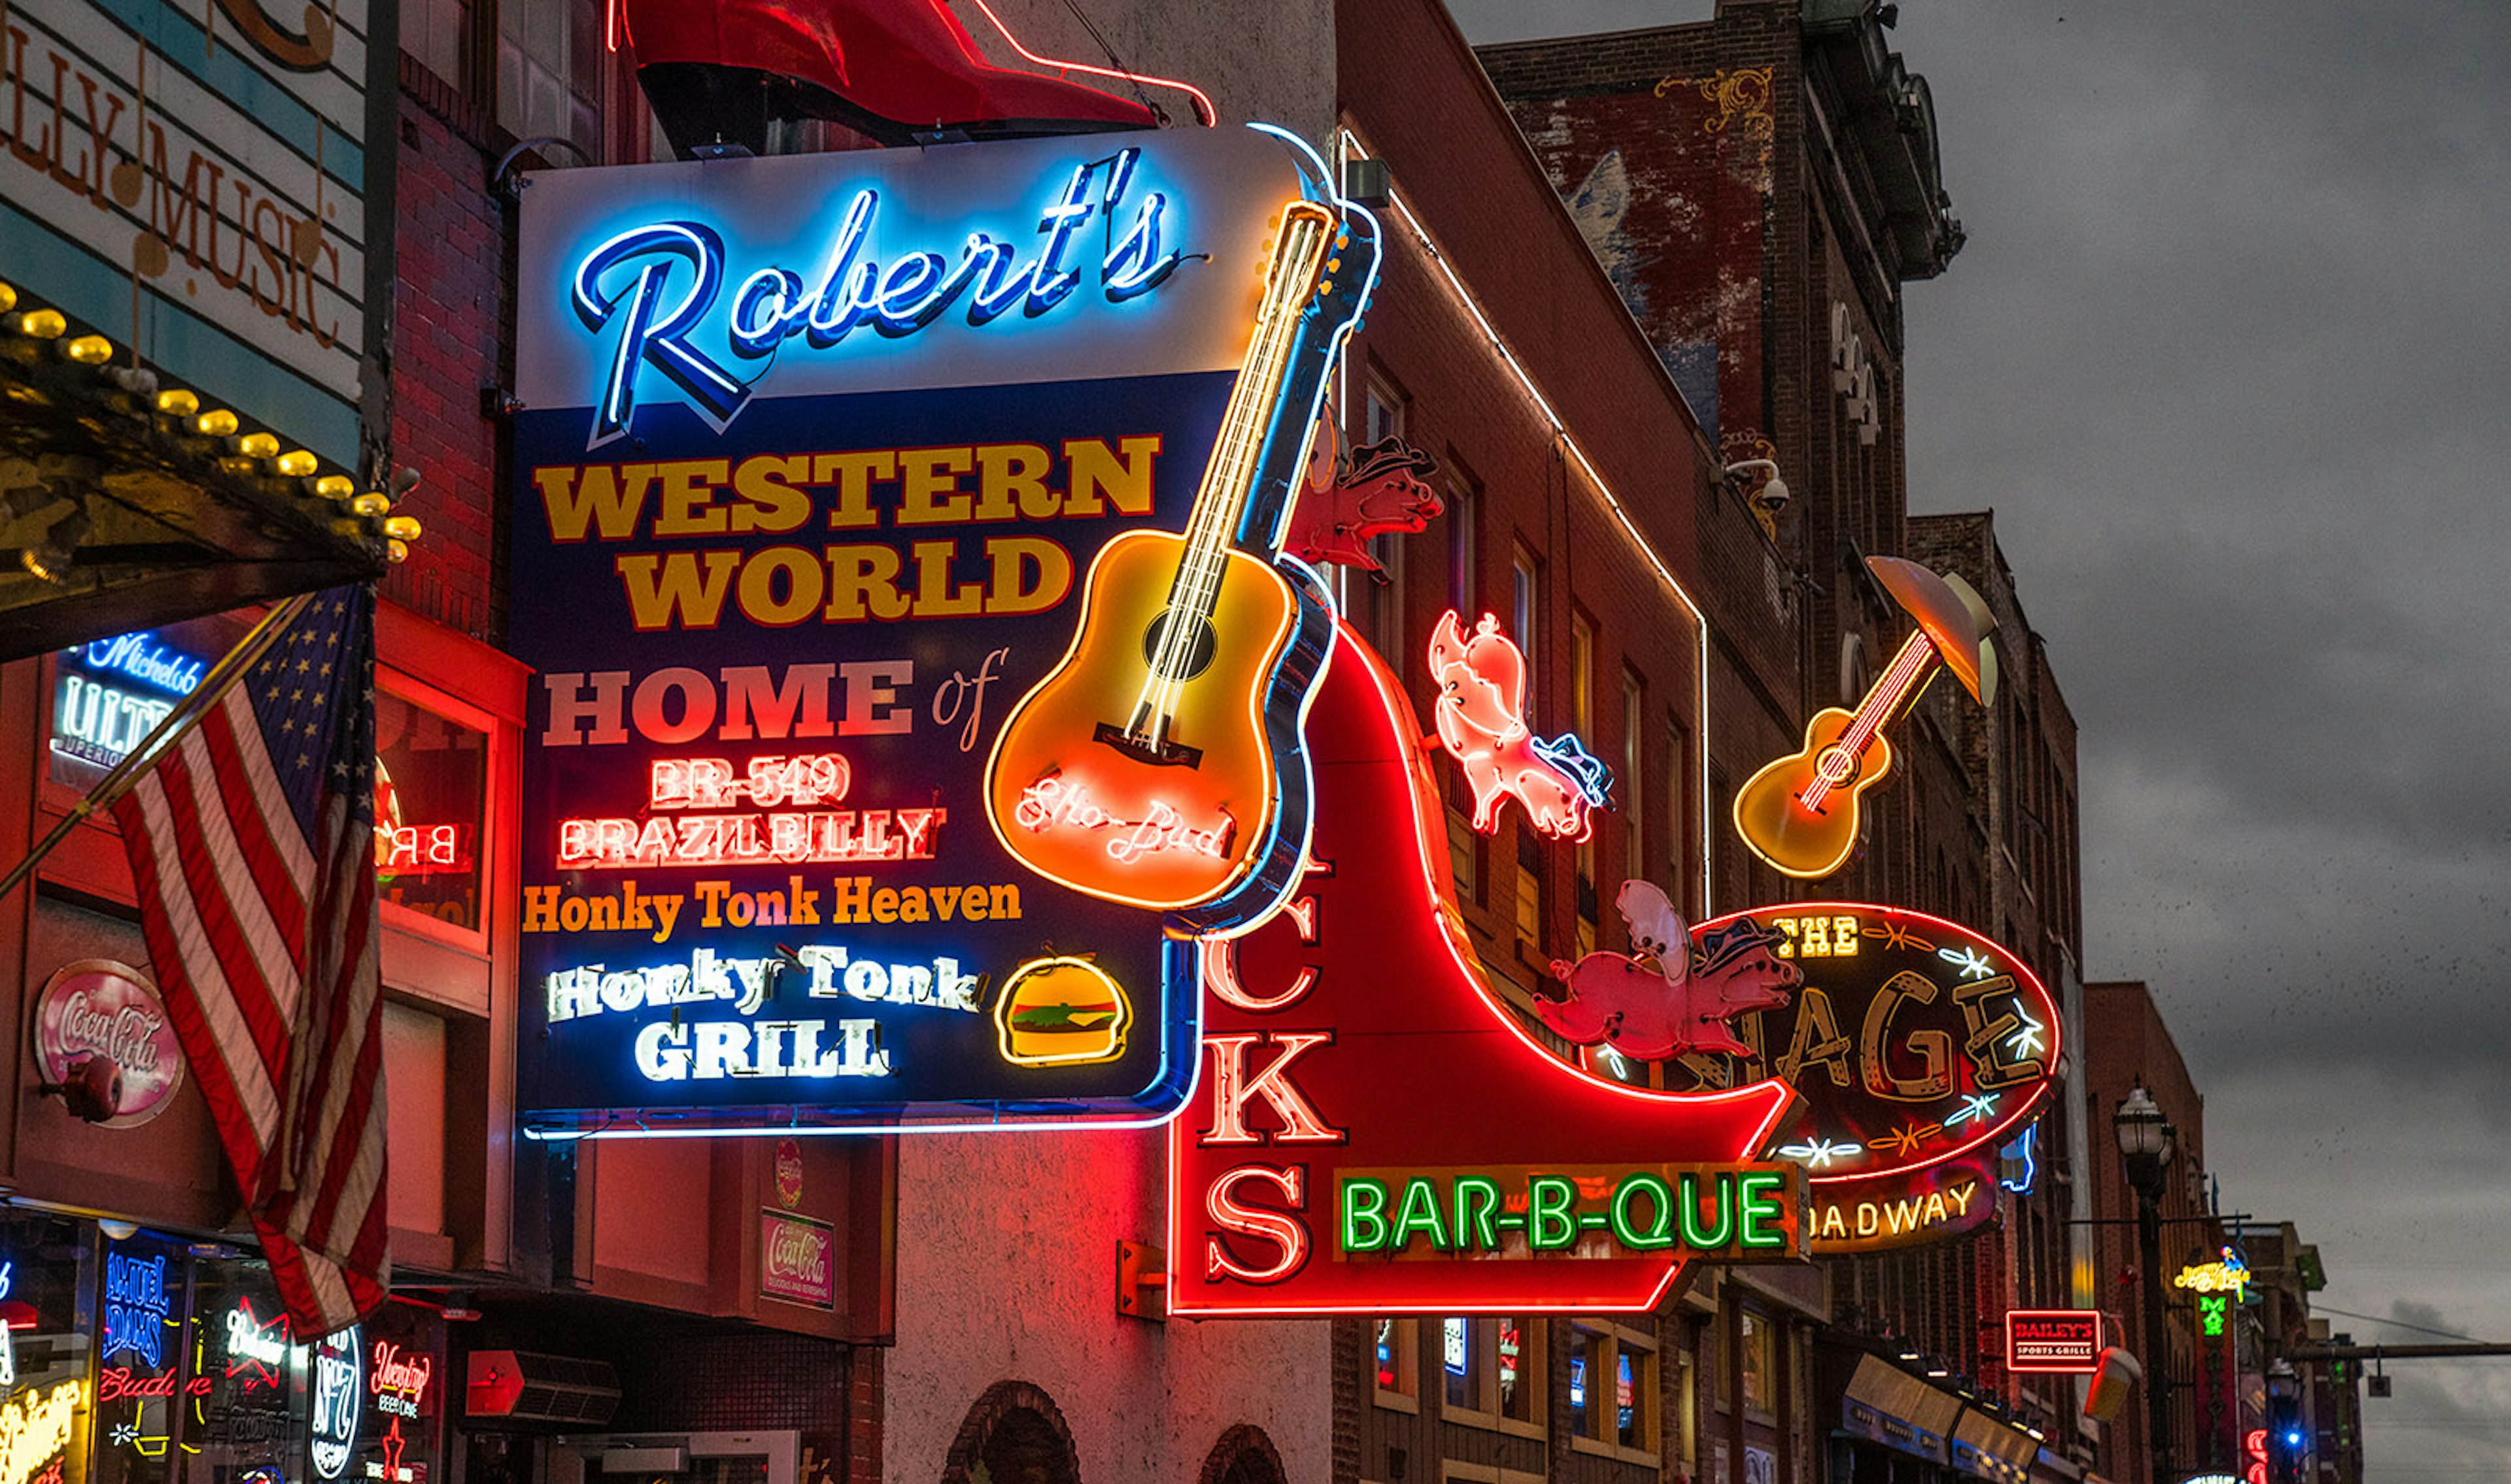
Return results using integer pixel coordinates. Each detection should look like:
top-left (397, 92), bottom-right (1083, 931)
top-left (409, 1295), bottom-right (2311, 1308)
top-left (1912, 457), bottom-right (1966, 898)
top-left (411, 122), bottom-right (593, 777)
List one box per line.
top-left (509, 128), bottom-right (1346, 1132)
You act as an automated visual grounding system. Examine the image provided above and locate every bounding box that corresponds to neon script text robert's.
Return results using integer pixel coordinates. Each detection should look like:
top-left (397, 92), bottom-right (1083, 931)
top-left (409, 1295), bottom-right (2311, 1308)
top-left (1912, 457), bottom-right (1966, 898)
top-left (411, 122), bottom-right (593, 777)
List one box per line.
top-left (572, 147), bottom-right (1186, 447)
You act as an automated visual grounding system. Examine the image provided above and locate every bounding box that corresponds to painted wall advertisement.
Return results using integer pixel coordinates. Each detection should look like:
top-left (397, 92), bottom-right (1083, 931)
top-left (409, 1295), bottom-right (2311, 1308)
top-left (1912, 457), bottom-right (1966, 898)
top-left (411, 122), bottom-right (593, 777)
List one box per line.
top-left (510, 127), bottom-right (1342, 1131)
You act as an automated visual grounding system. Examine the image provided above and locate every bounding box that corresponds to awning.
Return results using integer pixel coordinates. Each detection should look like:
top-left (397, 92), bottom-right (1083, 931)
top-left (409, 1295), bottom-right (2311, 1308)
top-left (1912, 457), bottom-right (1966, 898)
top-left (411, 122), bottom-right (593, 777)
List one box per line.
top-left (1842, 1353), bottom-right (1956, 1464)
top-left (1952, 1406), bottom-right (2039, 1484)
top-left (0, 316), bottom-right (384, 660)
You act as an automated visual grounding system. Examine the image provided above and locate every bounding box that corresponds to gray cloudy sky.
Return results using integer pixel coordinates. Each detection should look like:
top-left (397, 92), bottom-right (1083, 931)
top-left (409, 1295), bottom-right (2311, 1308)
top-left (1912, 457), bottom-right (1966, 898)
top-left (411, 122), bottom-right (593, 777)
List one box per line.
top-left (1442, 1), bottom-right (2511, 1476)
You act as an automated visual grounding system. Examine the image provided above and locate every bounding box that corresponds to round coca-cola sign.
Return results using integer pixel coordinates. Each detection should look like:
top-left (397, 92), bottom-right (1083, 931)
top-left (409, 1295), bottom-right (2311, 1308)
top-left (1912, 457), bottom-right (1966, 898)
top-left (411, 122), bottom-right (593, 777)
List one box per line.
top-left (33, 960), bottom-right (186, 1128)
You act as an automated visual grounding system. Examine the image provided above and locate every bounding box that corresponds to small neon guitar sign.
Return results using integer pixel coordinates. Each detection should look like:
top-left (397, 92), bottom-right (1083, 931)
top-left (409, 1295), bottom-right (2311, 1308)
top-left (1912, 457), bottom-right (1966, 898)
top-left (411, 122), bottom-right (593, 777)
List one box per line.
top-left (1733, 557), bottom-right (1996, 879)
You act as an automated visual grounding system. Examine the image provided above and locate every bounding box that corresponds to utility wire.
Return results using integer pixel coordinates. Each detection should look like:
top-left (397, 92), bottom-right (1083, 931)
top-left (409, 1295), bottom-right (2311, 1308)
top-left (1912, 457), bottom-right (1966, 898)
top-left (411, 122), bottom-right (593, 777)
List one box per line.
top-left (2312, 1304), bottom-right (2480, 1341)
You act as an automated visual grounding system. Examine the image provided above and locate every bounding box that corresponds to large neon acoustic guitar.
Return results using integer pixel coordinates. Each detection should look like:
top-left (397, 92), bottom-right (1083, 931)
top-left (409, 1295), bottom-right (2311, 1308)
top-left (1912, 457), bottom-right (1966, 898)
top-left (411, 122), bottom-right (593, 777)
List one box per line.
top-left (1733, 556), bottom-right (1998, 879)
top-left (985, 197), bottom-right (1370, 931)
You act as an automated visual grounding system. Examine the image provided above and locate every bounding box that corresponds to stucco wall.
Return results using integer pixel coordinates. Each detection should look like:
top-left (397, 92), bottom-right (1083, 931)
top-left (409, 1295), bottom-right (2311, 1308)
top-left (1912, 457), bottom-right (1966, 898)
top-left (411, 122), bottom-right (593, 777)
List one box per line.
top-left (883, 1126), bottom-right (1329, 1483)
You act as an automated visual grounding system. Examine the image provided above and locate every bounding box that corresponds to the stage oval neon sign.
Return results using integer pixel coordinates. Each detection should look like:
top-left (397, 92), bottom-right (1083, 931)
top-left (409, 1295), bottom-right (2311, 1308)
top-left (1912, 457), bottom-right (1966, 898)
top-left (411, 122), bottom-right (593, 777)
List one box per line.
top-left (1698, 903), bottom-right (2058, 1187)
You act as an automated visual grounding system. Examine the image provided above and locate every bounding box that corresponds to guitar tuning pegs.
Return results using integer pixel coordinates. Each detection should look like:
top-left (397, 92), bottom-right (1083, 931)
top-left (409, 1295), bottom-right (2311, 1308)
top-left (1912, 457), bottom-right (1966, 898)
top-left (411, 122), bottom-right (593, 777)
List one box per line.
top-left (1325, 258), bottom-right (1341, 273)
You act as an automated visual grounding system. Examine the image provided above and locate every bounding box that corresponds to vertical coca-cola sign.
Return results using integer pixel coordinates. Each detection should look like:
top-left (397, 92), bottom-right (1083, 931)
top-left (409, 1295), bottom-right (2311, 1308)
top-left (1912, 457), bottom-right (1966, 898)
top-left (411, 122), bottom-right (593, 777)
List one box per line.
top-left (760, 1212), bottom-right (836, 1311)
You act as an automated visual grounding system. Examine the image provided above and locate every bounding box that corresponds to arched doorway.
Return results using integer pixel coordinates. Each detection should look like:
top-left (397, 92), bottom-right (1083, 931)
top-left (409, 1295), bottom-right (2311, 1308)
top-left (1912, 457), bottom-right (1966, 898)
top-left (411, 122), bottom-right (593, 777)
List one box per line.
top-left (938, 1380), bottom-right (1082, 1484)
top-left (1195, 1425), bottom-right (1286, 1484)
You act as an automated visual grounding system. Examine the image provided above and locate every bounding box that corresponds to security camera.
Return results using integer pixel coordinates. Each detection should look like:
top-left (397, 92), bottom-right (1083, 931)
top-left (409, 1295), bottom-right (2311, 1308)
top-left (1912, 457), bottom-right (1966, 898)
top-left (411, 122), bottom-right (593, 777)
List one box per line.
top-left (1722, 458), bottom-right (1790, 514)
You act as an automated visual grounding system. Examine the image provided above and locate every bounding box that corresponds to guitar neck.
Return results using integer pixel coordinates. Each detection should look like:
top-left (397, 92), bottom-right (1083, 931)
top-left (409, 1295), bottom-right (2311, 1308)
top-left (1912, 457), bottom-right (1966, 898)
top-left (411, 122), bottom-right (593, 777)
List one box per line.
top-left (1167, 200), bottom-right (1338, 614)
top-left (1798, 630), bottom-right (1939, 811)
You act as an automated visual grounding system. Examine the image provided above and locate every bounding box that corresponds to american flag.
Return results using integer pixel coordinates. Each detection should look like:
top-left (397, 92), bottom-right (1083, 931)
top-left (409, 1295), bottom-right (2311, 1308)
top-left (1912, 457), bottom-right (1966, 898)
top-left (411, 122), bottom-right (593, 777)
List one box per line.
top-left (112, 585), bottom-right (389, 1334)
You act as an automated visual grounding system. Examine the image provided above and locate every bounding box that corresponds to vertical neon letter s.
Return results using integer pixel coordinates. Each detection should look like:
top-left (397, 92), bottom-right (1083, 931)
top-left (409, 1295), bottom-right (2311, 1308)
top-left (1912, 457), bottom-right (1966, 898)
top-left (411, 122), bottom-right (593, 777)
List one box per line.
top-left (572, 222), bottom-right (746, 448)
top-left (1206, 1164), bottom-right (1310, 1284)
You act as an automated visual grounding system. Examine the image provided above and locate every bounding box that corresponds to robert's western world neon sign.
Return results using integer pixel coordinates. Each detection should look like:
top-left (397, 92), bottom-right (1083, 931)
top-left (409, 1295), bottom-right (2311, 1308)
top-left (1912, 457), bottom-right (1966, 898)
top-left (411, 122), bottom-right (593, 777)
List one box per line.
top-left (511, 127), bottom-right (1333, 1134)
top-left (573, 146), bottom-right (1184, 447)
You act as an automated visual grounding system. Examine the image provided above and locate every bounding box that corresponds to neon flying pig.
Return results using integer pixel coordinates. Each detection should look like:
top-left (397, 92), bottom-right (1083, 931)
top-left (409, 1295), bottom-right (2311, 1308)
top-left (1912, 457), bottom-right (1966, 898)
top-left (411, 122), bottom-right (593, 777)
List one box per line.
top-left (1427, 610), bottom-right (1602, 841)
top-left (1284, 434), bottom-right (1443, 574)
top-left (1535, 883), bottom-right (1798, 1060)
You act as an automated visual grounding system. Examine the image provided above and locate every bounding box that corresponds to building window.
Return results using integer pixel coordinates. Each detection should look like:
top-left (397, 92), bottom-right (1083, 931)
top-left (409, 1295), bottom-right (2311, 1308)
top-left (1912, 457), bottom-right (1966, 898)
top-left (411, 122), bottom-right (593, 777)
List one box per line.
top-left (1666, 720), bottom-right (1693, 915)
top-left (403, 0), bottom-right (472, 93)
top-left (1498, 1318), bottom-right (1540, 1425)
top-left (498, 0), bottom-right (607, 161)
top-left (1375, 1319), bottom-right (1420, 1410)
top-left (1442, 469), bottom-right (1482, 902)
top-left (1616, 1343), bottom-right (1652, 1449)
top-left (1739, 1309), bottom-right (1775, 1417)
top-left (1437, 1318), bottom-right (1543, 1432)
top-left (1569, 1320), bottom-right (1660, 1463)
top-left (1514, 826), bottom-right (1542, 953)
top-left (1622, 671), bottom-right (1645, 896)
top-left (1669, 1349), bottom-right (1696, 1474)
top-left (1569, 613), bottom-right (1596, 951)
top-left (401, 0), bottom-right (647, 165)
top-left (1441, 1317), bottom-right (1482, 1412)
top-left (375, 683), bottom-right (490, 937)
top-left (1358, 373), bottom-right (1410, 657)
top-left (940, 1381), bottom-right (1082, 1484)
top-left (1568, 1325), bottom-right (1597, 1440)
top-left (1511, 548), bottom-right (1539, 655)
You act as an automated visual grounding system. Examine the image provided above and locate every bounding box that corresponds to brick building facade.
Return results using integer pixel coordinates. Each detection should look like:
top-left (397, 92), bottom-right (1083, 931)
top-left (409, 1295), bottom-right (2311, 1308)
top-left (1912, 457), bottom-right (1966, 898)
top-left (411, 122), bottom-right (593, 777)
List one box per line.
top-left (1329, 0), bottom-right (1832, 1480)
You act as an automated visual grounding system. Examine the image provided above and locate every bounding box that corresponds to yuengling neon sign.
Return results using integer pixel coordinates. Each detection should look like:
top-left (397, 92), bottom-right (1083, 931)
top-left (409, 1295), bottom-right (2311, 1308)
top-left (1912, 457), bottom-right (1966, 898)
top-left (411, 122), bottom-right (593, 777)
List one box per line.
top-left (573, 146), bottom-right (1186, 446)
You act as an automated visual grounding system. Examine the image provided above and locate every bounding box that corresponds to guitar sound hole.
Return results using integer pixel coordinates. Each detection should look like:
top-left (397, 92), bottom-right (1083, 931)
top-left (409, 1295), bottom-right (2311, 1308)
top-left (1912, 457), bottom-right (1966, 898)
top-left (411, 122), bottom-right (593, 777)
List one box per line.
top-left (1814, 746), bottom-right (1860, 786)
top-left (1142, 610), bottom-right (1219, 681)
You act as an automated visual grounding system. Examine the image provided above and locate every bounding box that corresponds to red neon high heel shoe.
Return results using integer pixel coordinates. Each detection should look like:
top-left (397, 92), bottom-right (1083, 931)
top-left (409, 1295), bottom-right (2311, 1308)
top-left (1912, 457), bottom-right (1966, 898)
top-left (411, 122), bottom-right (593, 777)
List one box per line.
top-left (623, 0), bottom-right (1159, 153)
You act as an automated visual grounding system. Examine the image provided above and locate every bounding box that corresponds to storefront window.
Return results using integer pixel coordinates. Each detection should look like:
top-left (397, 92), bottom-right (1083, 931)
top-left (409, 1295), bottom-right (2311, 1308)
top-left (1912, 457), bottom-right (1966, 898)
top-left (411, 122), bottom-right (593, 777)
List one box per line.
top-left (0, 1217), bottom-right (442, 1484)
top-left (1567, 1326), bottom-right (1596, 1438)
top-left (5, 1212), bottom-right (97, 1484)
top-left (373, 688), bottom-right (488, 932)
top-left (1616, 1346), bottom-right (1649, 1449)
top-left (48, 632), bottom-right (208, 788)
top-left (95, 1231), bottom-right (190, 1484)
top-left (1739, 1309), bottom-right (1773, 1415)
top-left (1440, 1318), bottom-right (1480, 1411)
top-left (1373, 1319), bottom-right (1418, 1404)
top-left (1497, 1319), bottom-right (1536, 1424)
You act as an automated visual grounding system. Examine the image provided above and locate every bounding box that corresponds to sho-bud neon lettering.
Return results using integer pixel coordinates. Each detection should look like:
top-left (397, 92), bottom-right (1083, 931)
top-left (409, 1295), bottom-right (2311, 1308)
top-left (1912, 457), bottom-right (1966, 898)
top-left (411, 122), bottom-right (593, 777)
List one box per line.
top-left (1014, 773), bottom-right (1233, 863)
top-left (573, 149), bottom-right (1186, 446)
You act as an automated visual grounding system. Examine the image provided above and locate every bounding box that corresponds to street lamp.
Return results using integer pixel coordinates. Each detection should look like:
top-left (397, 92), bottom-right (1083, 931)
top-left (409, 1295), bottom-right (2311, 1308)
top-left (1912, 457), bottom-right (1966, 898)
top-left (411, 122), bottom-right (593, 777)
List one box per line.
top-left (2266, 1359), bottom-right (2304, 1484)
top-left (2115, 1087), bottom-right (2178, 1484)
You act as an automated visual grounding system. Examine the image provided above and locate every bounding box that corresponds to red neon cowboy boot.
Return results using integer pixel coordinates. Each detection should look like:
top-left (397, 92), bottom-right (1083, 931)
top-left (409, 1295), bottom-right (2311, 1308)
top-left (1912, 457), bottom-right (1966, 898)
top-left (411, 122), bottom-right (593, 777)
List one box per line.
top-left (623, 0), bottom-right (1159, 154)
